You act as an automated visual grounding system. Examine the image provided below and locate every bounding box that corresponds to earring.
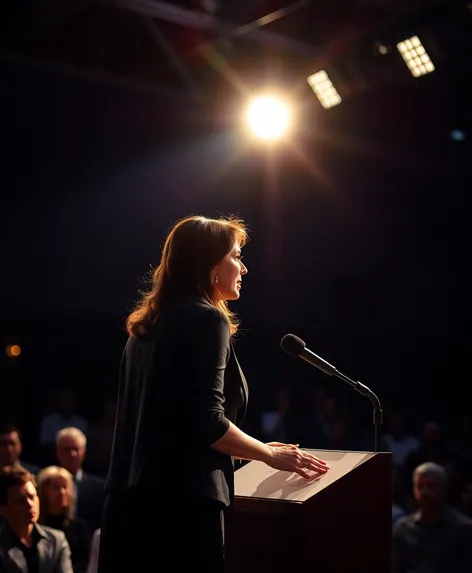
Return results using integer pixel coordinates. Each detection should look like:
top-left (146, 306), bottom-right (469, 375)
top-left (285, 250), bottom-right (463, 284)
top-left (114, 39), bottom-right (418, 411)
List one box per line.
top-left (214, 276), bottom-right (219, 284)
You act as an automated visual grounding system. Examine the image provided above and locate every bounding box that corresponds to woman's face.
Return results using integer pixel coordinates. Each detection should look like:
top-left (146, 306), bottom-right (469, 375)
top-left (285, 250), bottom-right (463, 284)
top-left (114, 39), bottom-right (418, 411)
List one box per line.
top-left (213, 240), bottom-right (248, 301)
top-left (44, 476), bottom-right (70, 514)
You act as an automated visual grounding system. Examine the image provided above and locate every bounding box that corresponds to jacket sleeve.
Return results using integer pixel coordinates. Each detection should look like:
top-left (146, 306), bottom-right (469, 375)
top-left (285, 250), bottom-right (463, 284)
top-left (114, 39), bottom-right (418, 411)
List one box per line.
top-left (54, 531), bottom-right (74, 573)
top-left (184, 306), bottom-right (231, 446)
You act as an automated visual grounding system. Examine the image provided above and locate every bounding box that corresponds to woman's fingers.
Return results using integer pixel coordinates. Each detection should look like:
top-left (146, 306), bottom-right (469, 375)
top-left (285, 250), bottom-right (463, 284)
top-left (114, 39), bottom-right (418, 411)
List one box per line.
top-left (305, 456), bottom-right (329, 472)
top-left (304, 453), bottom-right (328, 466)
top-left (268, 445), bottom-right (330, 478)
top-left (296, 452), bottom-right (329, 475)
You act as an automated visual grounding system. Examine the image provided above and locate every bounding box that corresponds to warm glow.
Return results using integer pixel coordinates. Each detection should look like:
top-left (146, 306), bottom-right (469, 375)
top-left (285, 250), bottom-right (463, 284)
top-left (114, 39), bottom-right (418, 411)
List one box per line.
top-left (6, 344), bottom-right (21, 358)
top-left (246, 96), bottom-right (290, 140)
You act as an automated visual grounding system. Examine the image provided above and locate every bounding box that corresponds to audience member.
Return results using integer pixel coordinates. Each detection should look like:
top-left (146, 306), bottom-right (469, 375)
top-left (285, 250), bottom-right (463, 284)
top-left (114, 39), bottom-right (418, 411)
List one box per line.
top-left (3, 378), bottom-right (471, 572)
top-left (449, 413), bottom-right (472, 478)
top-left (259, 386), bottom-right (292, 443)
top-left (55, 427), bottom-right (105, 532)
top-left (36, 465), bottom-right (92, 573)
top-left (39, 389), bottom-right (89, 464)
top-left (403, 418), bottom-right (450, 477)
top-left (392, 461), bottom-right (472, 573)
top-left (0, 467), bottom-right (73, 572)
top-left (0, 425), bottom-right (39, 475)
top-left (381, 410), bottom-right (420, 466)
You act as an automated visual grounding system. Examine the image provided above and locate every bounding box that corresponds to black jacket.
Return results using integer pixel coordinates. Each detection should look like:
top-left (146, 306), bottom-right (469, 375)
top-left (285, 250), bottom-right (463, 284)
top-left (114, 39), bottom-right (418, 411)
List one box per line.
top-left (105, 297), bottom-right (248, 507)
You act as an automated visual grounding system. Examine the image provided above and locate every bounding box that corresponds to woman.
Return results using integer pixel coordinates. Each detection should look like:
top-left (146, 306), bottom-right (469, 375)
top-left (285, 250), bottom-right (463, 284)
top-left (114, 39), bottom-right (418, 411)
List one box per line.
top-left (98, 215), bottom-right (328, 573)
top-left (36, 465), bottom-right (91, 573)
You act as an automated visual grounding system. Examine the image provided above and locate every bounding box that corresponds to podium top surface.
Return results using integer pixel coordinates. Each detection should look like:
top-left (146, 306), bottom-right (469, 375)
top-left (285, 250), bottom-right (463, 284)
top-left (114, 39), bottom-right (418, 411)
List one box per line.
top-left (234, 449), bottom-right (376, 503)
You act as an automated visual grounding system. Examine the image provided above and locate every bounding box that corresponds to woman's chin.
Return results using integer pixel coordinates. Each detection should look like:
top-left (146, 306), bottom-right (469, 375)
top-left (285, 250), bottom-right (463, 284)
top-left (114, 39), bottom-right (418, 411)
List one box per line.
top-left (227, 290), bottom-right (240, 301)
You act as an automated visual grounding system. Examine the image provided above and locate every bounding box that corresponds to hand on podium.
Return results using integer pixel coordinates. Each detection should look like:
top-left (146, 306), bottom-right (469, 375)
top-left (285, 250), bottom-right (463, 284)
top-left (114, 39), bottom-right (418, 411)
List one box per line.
top-left (265, 442), bottom-right (329, 479)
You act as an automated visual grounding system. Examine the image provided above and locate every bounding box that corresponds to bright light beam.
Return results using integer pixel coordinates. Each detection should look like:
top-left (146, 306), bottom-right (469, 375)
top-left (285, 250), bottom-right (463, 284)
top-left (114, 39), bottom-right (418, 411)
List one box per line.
top-left (246, 96), bottom-right (290, 141)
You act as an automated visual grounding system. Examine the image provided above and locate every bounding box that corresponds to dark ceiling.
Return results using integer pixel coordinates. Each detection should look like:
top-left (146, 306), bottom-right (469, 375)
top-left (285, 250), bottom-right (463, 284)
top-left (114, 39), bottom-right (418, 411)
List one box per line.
top-left (2, 0), bottom-right (469, 106)
top-left (1, 1), bottom-right (470, 392)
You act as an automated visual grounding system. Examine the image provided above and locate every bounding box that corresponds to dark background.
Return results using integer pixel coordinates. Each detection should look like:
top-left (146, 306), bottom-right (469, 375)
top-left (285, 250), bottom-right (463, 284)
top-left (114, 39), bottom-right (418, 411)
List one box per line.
top-left (1, 0), bottom-right (470, 444)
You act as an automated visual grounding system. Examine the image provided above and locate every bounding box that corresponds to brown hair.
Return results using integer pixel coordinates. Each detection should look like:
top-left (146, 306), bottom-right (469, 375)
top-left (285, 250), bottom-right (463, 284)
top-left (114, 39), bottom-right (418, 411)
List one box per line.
top-left (0, 467), bottom-right (36, 505)
top-left (126, 215), bottom-right (248, 338)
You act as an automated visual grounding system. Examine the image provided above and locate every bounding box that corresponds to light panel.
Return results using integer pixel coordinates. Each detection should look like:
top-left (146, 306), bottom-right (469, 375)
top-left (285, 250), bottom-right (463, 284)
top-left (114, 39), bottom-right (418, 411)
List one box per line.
top-left (397, 36), bottom-right (435, 77)
top-left (307, 70), bottom-right (342, 109)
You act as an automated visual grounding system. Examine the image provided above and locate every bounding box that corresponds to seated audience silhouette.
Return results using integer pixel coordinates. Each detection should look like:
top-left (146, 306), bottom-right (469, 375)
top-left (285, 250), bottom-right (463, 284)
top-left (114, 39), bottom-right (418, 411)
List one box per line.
top-left (403, 419), bottom-right (450, 477)
top-left (392, 461), bottom-right (472, 573)
top-left (381, 410), bottom-right (420, 466)
top-left (39, 389), bottom-right (89, 465)
top-left (0, 424), bottom-right (39, 475)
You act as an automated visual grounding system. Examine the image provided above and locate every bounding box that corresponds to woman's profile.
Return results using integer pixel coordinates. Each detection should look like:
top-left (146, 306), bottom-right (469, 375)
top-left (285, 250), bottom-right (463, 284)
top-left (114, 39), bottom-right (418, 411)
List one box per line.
top-left (97, 214), bottom-right (328, 572)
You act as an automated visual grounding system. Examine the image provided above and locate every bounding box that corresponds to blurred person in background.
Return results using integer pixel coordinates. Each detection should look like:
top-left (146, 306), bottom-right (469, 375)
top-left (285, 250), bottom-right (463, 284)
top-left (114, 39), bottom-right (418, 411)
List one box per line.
top-left (55, 428), bottom-right (104, 532)
top-left (39, 389), bottom-right (89, 466)
top-left (36, 465), bottom-right (92, 573)
top-left (0, 467), bottom-right (73, 573)
top-left (393, 462), bottom-right (472, 573)
top-left (0, 425), bottom-right (39, 475)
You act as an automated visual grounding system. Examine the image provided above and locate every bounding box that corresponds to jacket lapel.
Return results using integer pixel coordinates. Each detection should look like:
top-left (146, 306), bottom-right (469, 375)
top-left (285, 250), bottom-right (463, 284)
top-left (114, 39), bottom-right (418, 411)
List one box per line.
top-left (0, 524), bottom-right (50, 573)
top-left (230, 341), bottom-right (248, 424)
top-left (6, 546), bottom-right (27, 573)
top-left (36, 526), bottom-right (51, 573)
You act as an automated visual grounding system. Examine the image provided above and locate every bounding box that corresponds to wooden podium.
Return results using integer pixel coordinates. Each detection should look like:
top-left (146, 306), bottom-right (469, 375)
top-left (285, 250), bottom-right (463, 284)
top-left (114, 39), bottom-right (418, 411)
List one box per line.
top-left (225, 449), bottom-right (392, 573)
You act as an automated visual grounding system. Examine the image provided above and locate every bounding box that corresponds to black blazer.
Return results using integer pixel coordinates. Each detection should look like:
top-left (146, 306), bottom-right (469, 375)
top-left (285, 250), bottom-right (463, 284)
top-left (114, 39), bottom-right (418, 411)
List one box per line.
top-left (105, 297), bottom-right (248, 507)
top-left (75, 471), bottom-right (105, 532)
top-left (41, 516), bottom-right (91, 573)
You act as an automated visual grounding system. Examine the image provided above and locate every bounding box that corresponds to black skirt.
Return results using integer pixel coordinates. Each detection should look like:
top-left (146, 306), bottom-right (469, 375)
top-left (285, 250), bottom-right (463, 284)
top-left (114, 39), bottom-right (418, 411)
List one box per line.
top-left (97, 487), bottom-right (226, 573)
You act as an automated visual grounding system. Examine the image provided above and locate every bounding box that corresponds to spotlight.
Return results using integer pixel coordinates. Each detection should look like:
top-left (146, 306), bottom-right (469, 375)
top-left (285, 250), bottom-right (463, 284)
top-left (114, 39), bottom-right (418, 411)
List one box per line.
top-left (245, 96), bottom-right (290, 141)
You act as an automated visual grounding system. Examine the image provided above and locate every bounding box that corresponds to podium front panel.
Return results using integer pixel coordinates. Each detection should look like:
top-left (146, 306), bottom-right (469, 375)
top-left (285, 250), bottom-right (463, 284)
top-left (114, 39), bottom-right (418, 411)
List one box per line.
top-left (225, 450), bottom-right (392, 573)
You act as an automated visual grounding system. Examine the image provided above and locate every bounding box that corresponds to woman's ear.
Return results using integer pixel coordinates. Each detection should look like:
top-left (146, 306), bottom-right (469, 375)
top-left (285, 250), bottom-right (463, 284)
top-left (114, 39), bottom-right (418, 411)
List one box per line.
top-left (211, 264), bottom-right (219, 284)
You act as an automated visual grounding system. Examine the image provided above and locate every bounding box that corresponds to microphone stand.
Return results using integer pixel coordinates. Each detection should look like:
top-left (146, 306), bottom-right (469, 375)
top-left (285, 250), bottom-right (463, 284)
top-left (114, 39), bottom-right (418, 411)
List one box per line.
top-left (281, 336), bottom-right (384, 453)
top-left (335, 371), bottom-right (383, 453)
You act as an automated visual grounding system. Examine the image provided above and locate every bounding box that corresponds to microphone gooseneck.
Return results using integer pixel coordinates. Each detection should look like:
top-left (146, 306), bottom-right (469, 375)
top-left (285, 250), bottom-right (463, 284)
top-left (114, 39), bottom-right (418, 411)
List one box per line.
top-left (280, 333), bottom-right (383, 452)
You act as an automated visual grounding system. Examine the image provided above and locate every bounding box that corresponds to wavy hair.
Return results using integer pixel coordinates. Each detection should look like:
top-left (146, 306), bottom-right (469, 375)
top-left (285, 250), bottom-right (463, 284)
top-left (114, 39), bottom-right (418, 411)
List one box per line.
top-left (126, 215), bottom-right (248, 338)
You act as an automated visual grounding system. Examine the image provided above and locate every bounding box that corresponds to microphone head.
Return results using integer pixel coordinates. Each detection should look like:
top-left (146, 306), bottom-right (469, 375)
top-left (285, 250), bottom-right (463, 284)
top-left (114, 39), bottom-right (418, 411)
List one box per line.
top-left (280, 333), bottom-right (306, 357)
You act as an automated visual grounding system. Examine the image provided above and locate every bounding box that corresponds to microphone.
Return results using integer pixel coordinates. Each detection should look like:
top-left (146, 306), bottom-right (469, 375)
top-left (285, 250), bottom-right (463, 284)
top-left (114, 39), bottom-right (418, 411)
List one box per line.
top-left (280, 333), bottom-right (383, 452)
top-left (280, 334), bottom-right (337, 377)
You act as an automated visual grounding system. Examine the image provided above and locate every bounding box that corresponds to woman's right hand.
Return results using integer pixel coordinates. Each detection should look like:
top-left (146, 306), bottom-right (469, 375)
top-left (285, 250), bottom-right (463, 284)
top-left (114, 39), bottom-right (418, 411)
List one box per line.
top-left (265, 443), bottom-right (329, 479)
